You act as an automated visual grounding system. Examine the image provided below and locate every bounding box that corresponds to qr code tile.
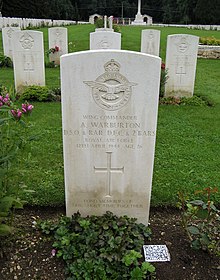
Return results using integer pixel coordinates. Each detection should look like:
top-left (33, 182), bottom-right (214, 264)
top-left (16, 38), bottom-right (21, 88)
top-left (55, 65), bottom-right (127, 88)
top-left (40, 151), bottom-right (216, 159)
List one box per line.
top-left (143, 245), bottom-right (171, 262)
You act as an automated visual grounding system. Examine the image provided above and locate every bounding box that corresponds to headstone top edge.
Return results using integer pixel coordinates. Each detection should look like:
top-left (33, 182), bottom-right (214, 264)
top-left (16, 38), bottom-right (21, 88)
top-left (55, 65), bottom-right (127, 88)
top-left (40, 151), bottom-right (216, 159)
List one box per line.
top-left (12, 30), bottom-right (44, 35)
top-left (168, 34), bottom-right (199, 39)
top-left (142, 29), bottom-right (161, 33)
top-left (60, 50), bottom-right (162, 62)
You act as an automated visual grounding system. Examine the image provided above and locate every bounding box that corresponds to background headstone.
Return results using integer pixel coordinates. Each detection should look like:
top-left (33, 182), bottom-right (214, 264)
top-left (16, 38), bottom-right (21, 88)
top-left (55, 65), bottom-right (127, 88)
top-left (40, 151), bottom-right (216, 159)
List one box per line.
top-left (90, 31), bottom-right (121, 50)
top-left (2, 26), bottom-right (21, 59)
top-left (165, 34), bottom-right (199, 97)
top-left (12, 30), bottom-right (45, 91)
top-left (61, 50), bottom-right (161, 225)
top-left (48, 27), bottom-right (68, 65)
top-left (141, 29), bottom-right (160, 56)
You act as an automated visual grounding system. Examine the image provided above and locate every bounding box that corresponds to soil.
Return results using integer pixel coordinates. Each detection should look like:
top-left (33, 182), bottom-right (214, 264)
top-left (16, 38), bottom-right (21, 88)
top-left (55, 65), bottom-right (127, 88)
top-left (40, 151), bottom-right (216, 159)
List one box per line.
top-left (0, 206), bottom-right (219, 280)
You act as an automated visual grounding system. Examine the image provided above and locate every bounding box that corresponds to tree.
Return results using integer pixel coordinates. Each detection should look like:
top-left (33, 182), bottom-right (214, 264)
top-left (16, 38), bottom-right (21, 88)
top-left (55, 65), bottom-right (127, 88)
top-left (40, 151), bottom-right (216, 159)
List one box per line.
top-left (195, 0), bottom-right (220, 24)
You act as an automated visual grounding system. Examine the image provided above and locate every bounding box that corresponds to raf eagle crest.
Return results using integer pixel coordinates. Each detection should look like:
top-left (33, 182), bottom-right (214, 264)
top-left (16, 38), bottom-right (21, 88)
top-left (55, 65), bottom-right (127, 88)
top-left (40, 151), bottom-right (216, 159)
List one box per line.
top-left (84, 59), bottom-right (137, 111)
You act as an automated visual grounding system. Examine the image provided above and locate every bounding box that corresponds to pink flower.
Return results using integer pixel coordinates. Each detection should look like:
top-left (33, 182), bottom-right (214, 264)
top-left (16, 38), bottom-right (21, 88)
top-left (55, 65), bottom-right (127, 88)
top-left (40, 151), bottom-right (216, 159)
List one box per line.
top-left (51, 249), bottom-right (56, 257)
top-left (22, 103), bottom-right (34, 114)
top-left (55, 46), bottom-right (59, 52)
top-left (161, 62), bottom-right (166, 70)
top-left (0, 93), bottom-right (11, 106)
top-left (11, 109), bottom-right (22, 120)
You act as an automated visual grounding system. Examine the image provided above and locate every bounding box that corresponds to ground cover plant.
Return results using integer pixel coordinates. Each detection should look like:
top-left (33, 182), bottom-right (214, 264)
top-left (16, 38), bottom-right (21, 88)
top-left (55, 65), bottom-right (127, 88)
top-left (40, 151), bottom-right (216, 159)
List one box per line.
top-left (0, 25), bottom-right (219, 279)
top-left (38, 211), bottom-right (155, 280)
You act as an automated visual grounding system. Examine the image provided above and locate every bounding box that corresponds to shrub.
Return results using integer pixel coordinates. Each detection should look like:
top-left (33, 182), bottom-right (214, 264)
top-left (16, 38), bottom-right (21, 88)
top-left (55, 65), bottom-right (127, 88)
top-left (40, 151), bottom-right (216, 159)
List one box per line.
top-left (95, 18), bottom-right (104, 28)
top-left (113, 24), bottom-right (121, 33)
top-left (0, 53), bottom-right (13, 68)
top-left (159, 62), bottom-right (168, 97)
top-left (159, 95), bottom-right (212, 106)
top-left (39, 211), bottom-right (156, 279)
top-left (199, 36), bottom-right (220, 46)
top-left (177, 188), bottom-right (220, 256)
top-left (20, 86), bottom-right (58, 102)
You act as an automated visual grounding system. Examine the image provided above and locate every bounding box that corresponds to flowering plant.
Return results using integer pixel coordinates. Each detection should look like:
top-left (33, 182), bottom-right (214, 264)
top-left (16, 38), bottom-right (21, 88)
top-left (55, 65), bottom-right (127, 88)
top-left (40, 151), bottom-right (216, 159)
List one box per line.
top-left (47, 45), bottom-right (60, 55)
top-left (160, 62), bottom-right (168, 97)
top-left (0, 87), bottom-right (34, 238)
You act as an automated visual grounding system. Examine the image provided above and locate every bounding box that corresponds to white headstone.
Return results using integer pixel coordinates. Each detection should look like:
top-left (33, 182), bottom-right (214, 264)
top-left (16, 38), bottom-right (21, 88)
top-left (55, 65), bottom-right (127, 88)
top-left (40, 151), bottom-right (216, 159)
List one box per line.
top-left (12, 30), bottom-right (45, 91)
top-left (61, 50), bottom-right (161, 225)
top-left (48, 27), bottom-right (68, 65)
top-left (141, 29), bottom-right (160, 56)
top-left (104, 15), bottom-right (107, 29)
top-left (2, 27), bottom-right (21, 59)
top-left (109, 16), bottom-right (113, 30)
top-left (165, 34), bottom-right (199, 97)
top-left (90, 32), bottom-right (121, 50)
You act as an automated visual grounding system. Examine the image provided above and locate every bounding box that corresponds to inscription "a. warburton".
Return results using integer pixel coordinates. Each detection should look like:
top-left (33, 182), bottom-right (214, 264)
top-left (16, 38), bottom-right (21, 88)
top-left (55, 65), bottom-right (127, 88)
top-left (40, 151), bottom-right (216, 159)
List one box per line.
top-left (88, 122), bottom-right (141, 129)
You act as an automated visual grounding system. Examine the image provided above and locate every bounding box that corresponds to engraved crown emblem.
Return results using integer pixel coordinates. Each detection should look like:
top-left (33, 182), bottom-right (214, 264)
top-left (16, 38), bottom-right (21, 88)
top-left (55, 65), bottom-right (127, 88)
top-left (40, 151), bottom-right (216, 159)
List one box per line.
top-left (104, 59), bottom-right (120, 72)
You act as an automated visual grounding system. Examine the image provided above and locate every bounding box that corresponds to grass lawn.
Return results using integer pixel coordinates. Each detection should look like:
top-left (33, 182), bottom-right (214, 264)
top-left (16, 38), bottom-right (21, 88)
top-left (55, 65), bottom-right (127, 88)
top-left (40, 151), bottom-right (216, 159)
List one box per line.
top-left (0, 25), bottom-right (219, 207)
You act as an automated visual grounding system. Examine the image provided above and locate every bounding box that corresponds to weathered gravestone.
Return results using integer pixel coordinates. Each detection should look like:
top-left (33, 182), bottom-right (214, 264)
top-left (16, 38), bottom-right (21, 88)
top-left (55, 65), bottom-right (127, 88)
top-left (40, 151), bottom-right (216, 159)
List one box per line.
top-left (61, 50), bottom-right (161, 225)
top-left (48, 27), bottom-right (68, 65)
top-left (141, 29), bottom-right (160, 56)
top-left (90, 31), bottom-right (121, 50)
top-left (165, 34), bottom-right (199, 97)
top-left (2, 26), bottom-right (21, 59)
top-left (12, 30), bottom-right (45, 91)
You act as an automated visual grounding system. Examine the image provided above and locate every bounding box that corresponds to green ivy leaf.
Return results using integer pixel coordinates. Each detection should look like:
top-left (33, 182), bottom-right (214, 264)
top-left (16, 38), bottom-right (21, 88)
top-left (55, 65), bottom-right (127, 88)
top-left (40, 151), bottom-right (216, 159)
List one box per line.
top-left (200, 234), bottom-right (211, 246)
top-left (187, 225), bottom-right (200, 235)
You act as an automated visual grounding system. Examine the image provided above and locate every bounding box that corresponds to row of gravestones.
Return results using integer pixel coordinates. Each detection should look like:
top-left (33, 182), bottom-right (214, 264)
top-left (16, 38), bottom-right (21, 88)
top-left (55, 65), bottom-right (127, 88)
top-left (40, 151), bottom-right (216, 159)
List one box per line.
top-left (1, 22), bottom-right (199, 224)
top-left (2, 27), bottom-right (68, 91)
top-left (0, 16), bottom-right (76, 29)
top-left (91, 26), bottom-right (199, 98)
top-left (2, 24), bottom-right (199, 97)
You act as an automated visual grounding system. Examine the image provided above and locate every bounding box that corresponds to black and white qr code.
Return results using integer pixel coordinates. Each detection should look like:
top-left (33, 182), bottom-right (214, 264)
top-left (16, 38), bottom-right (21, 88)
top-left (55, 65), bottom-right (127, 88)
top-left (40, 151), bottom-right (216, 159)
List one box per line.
top-left (143, 245), bottom-right (171, 262)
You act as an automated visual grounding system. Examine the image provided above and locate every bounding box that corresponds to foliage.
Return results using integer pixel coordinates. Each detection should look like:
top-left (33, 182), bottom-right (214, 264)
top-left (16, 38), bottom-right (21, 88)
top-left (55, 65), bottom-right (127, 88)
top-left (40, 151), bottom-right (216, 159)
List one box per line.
top-left (113, 24), bottom-right (121, 33)
top-left (159, 62), bottom-right (168, 98)
top-left (0, 53), bottom-right (13, 68)
top-left (1, 0), bottom-right (220, 24)
top-left (39, 211), bottom-right (155, 279)
top-left (45, 61), bottom-right (57, 68)
top-left (94, 18), bottom-right (104, 29)
top-left (47, 46), bottom-right (60, 56)
top-left (0, 87), bottom-right (34, 239)
top-left (159, 95), bottom-right (211, 106)
top-left (199, 36), bottom-right (220, 46)
top-left (20, 86), bottom-right (60, 102)
top-left (177, 188), bottom-right (220, 256)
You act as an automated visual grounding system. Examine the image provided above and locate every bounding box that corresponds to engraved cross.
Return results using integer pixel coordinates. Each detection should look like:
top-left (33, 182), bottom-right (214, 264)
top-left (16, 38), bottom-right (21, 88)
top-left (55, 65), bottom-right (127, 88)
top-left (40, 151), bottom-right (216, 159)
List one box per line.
top-left (94, 152), bottom-right (124, 197)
